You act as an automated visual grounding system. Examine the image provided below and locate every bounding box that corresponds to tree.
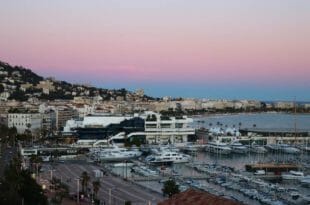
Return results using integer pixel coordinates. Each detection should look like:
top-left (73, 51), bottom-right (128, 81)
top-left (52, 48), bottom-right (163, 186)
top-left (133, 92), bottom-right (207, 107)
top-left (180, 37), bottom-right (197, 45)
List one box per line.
top-left (51, 178), bottom-right (69, 205)
top-left (29, 155), bottom-right (42, 173)
top-left (81, 171), bottom-right (90, 194)
top-left (162, 179), bottom-right (180, 198)
top-left (0, 156), bottom-right (47, 205)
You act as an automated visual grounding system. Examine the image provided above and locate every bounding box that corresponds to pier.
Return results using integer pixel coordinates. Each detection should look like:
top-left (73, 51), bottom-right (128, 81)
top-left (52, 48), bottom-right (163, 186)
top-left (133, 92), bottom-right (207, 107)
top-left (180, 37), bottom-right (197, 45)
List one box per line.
top-left (245, 163), bottom-right (300, 172)
top-left (130, 175), bottom-right (209, 182)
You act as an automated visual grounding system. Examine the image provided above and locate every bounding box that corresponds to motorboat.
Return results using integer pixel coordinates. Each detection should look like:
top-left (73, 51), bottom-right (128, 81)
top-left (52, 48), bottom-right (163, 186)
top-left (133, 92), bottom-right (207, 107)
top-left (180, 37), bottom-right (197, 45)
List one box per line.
top-left (131, 165), bottom-right (158, 176)
top-left (145, 150), bottom-right (191, 165)
top-left (90, 146), bottom-right (142, 162)
top-left (282, 170), bottom-right (304, 180)
top-left (230, 141), bottom-right (248, 154)
top-left (254, 170), bottom-right (266, 175)
top-left (300, 176), bottom-right (310, 187)
top-left (205, 141), bottom-right (231, 155)
top-left (299, 145), bottom-right (310, 153)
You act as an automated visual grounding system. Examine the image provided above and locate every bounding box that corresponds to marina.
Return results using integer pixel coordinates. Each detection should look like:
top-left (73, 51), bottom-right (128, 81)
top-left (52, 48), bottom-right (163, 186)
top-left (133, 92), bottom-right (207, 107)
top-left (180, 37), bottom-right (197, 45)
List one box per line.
top-left (19, 113), bottom-right (310, 204)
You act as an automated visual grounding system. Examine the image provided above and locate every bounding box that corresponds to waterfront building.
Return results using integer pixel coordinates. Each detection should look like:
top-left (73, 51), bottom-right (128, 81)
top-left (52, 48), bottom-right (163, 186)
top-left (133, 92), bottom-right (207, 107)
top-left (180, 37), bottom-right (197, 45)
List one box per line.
top-left (62, 111), bottom-right (195, 146)
top-left (141, 111), bottom-right (195, 144)
top-left (63, 114), bottom-right (144, 140)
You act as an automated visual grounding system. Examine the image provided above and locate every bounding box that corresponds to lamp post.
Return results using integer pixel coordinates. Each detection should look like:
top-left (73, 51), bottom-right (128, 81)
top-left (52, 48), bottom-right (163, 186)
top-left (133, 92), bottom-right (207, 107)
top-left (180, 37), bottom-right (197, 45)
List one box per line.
top-left (49, 169), bottom-right (56, 191)
top-left (50, 169), bottom-right (56, 181)
top-left (108, 188), bottom-right (111, 205)
top-left (76, 178), bottom-right (80, 204)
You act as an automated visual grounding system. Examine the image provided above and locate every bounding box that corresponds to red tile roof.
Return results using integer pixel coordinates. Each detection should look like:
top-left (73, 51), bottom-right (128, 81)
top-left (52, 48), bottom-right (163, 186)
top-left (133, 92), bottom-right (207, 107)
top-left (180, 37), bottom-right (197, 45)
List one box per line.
top-left (158, 189), bottom-right (243, 205)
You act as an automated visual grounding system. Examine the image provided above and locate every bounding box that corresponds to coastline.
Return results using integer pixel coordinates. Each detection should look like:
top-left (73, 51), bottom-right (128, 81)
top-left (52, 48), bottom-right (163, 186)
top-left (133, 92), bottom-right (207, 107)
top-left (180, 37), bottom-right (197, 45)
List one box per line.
top-left (190, 111), bottom-right (310, 118)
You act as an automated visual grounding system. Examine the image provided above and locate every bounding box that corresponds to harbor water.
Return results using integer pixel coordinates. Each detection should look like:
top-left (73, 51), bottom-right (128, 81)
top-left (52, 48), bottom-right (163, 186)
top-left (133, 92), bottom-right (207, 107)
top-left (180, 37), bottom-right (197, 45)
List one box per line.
top-left (193, 112), bottom-right (310, 130)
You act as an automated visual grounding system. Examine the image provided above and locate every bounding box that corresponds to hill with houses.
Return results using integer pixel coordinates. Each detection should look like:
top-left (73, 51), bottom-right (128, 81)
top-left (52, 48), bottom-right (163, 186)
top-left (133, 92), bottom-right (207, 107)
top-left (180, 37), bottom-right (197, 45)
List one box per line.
top-left (0, 61), bottom-right (152, 102)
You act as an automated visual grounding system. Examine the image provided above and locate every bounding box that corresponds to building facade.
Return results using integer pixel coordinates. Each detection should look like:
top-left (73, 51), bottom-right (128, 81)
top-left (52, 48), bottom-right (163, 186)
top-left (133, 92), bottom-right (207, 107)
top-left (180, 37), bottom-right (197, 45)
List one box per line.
top-left (55, 106), bottom-right (79, 131)
top-left (8, 113), bottom-right (42, 134)
top-left (142, 111), bottom-right (195, 144)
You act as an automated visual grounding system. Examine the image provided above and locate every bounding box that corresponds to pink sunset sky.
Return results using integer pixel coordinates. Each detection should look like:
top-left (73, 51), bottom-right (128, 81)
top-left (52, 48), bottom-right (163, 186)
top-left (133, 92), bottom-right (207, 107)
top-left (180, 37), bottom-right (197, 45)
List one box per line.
top-left (0, 0), bottom-right (309, 100)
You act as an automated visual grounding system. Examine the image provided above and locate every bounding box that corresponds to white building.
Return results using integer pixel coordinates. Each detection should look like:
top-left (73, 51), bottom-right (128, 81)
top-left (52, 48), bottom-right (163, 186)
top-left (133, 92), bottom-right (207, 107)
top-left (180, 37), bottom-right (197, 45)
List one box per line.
top-left (63, 115), bottom-right (133, 133)
top-left (63, 111), bottom-right (195, 146)
top-left (141, 111), bottom-right (195, 144)
top-left (8, 113), bottom-right (42, 134)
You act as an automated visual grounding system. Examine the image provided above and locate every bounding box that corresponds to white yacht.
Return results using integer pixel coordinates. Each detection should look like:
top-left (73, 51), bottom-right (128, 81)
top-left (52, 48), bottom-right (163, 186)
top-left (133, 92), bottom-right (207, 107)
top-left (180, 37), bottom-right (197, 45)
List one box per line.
top-left (280, 144), bottom-right (301, 154)
top-left (230, 141), bottom-right (248, 154)
top-left (282, 170), bottom-right (304, 180)
top-left (180, 143), bottom-right (199, 155)
top-left (90, 146), bottom-right (142, 162)
top-left (145, 151), bottom-right (191, 165)
top-left (205, 141), bottom-right (232, 155)
top-left (249, 143), bottom-right (268, 154)
top-left (131, 165), bottom-right (159, 176)
top-left (266, 143), bottom-right (301, 154)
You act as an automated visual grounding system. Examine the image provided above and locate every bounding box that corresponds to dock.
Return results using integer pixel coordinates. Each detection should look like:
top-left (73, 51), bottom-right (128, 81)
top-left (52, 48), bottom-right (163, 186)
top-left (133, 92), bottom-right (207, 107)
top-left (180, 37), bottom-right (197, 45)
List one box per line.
top-left (131, 175), bottom-right (209, 182)
top-left (245, 163), bottom-right (300, 172)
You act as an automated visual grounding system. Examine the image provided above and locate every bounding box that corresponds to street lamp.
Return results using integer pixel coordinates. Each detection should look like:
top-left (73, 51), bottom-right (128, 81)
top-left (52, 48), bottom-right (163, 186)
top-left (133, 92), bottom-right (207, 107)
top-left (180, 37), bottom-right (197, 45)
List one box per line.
top-left (108, 188), bottom-right (111, 205)
top-left (76, 178), bottom-right (80, 204)
top-left (49, 169), bottom-right (56, 181)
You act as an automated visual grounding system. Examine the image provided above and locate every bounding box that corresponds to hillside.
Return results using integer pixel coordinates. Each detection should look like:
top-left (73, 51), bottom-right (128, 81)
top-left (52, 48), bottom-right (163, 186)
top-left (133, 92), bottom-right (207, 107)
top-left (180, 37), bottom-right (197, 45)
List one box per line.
top-left (0, 61), bottom-right (152, 102)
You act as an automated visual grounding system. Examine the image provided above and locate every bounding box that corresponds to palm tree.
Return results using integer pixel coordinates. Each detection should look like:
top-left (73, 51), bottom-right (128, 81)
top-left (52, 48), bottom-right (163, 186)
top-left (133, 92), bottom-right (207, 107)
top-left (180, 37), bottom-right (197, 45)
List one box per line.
top-left (81, 171), bottom-right (90, 194)
top-left (92, 180), bottom-right (101, 200)
top-left (29, 155), bottom-right (42, 173)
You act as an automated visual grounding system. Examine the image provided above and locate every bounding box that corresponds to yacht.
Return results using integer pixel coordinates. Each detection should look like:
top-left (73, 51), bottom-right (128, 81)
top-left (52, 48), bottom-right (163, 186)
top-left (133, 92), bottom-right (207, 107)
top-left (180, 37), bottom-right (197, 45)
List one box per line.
top-left (300, 176), bottom-right (310, 187)
top-left (90, 146), bottom-right (142, 162)
top-left (265, 143), bottom-right (280, 152)
top-left (205, 141), bottom-right (232, 155)
top-left (131, 165), bottom-right (159, 176)
top-left (230, 141), bottom-right (248, 154)
top-left (145, 151), bottom-right (191, 165)
top-left (180, 143), bottom-right (199, 155)
top-left (279, 144), bottom-right (301, 154)
top-left (266, 143), bottom-right (301, 154)
top-left (249, 144), bottom-right (268, 154)
top-left (282, 170), bottom-right (304, 180)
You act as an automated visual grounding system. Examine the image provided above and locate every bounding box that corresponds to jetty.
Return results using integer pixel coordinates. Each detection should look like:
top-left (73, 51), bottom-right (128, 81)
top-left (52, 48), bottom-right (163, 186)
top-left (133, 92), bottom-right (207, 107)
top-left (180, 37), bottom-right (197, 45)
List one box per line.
top-left (131, 175), bottom-right (209, 182)
top-left (245, 163), bottom-right (299, 172)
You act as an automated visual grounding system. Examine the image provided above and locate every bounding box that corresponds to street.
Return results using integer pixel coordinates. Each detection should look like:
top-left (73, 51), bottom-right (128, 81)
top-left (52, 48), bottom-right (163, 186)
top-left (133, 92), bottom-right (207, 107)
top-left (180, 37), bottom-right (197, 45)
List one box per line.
top-left (40, 162), bottom-right (164, 205)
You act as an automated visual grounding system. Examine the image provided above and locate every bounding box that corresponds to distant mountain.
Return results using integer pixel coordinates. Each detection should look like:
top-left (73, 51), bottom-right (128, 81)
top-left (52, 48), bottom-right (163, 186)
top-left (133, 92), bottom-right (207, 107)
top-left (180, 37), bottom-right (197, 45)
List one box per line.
top-left (0, 60), bottom-right (152, 101)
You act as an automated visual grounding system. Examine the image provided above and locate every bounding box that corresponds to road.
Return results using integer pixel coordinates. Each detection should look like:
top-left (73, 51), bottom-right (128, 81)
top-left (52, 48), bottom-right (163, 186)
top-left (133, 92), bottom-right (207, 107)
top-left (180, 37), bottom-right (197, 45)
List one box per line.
top-left (40, 162), bottom-right (165, 205)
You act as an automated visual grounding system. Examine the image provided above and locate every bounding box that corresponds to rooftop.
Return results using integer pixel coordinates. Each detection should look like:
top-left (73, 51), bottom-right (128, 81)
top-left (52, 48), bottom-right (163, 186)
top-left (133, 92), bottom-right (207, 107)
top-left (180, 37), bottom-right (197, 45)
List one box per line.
top-left (158, 189), bottom-right (242, 205)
